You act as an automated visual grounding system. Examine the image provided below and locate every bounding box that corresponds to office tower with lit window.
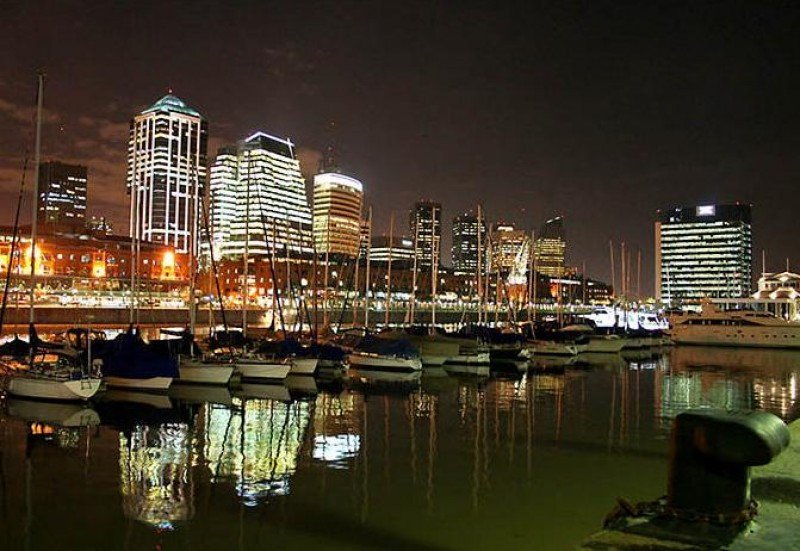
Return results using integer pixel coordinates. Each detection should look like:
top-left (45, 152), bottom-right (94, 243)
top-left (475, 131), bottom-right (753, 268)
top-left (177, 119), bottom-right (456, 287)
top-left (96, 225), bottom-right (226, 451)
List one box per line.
top-left (655, 204), bottom-right (752, 303)
top-left (37, 161), bottom-right (87, 233)
top-left (452, 212), bottom-right (486, 275)
top-left (491, 223), bottom-right (528, 274)
top-left (369, 235), bottom-right (415, 265)
top-left (409, 200), bottom-right (442, 268)
top-left (126, 94), bottom-right (208, 254)
top-left (313, 172), bottom-right (363, 258)
top-left (211, 132), bottom-right (313, 259)
top-left (534, 216), bottom-right (566, 278)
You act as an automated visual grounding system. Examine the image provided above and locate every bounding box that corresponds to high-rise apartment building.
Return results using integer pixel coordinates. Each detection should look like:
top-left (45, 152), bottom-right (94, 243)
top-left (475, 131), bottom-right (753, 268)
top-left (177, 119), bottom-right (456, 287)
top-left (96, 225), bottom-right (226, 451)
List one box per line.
top-left (452, 212), bottom-right (486, 275)
top-left (210, 132), bottom-right (313, 259)
top-left (313, 172), bottom-right (363, 258)
top-left (409, 200), bottom-right (442, 268)
top-left (37, 161), bottom-right (87, 233)
top-left (534, 216), bottom-right (566, 278)
top-left (655, 204), bottom-right (752, 303)
top-left (126, 94), bottom-right (208, 254)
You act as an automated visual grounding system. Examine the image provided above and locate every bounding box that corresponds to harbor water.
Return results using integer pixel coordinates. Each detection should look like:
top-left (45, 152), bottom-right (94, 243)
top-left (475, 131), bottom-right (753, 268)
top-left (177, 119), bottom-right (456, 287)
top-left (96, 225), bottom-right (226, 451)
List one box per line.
top-left (0, 347), bottom-right (798, 550)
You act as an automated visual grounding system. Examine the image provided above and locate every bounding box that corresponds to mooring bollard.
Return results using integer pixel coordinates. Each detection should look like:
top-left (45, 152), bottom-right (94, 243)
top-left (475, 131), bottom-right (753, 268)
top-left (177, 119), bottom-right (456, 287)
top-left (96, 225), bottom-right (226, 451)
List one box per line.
top-left (668, 409), bottom-right (790, 521)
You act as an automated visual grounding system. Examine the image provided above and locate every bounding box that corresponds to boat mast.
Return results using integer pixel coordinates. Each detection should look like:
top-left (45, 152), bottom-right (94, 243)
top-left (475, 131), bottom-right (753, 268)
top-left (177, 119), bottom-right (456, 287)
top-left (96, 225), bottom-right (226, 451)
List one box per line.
top-left (28, 72), bottom-right (44, 327)
top-left (364, 207), bottom-right (372, 328)
top-left (385, 211), bottom-right (394, 327)
top-left (431, 215), bottom-right (438, 328)
top-left (527, 230), bottom-right (534, 323)
top-left (409, 212), bottom-right (419, 324)
top-left (476, 204), bottom-right (482, 324)
top-left (242, 152), bottom-right (251, 337)
top-left (188, 159), bottom-right (199, 336)
top-left (323, 217), bottom-right (330, 328)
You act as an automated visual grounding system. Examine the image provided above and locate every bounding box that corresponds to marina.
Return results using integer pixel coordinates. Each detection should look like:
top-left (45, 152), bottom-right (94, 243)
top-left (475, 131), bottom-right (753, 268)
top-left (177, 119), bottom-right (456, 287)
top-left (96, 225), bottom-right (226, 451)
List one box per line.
top-left (0, 346), bottom-right (797, 549)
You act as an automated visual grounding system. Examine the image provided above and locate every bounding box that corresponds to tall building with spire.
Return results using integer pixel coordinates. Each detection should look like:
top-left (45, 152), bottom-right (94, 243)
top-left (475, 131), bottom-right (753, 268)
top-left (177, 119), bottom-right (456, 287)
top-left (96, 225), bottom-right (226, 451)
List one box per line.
top-left (210, 131), bottom-right (313, 259)
top-left (534, 216), bottom-right (566, 278)
top-left (409, 200), bottom-right (442, 268)
top-left (126, 94), bottom-right (208, 254)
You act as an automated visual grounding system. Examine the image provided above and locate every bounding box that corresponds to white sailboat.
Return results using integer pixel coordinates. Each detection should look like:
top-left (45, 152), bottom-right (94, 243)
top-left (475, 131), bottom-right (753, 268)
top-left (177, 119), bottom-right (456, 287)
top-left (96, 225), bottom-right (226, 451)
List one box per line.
top-left (2, 73), bottom-right (101, 402)
top-left (176, 163), bottom-right (234, 386)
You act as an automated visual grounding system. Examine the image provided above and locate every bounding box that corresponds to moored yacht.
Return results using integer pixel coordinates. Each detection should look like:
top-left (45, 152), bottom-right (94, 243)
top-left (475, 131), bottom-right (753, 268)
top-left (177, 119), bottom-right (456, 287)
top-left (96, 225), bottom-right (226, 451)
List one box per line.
top-left (670, 300), bottom-right (800, 349)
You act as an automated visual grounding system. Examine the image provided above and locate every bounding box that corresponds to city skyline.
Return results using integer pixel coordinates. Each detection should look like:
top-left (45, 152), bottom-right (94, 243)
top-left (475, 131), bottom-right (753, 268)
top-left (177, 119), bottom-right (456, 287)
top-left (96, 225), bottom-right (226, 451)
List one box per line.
top-left (1, 2), bottom-right (797, 293)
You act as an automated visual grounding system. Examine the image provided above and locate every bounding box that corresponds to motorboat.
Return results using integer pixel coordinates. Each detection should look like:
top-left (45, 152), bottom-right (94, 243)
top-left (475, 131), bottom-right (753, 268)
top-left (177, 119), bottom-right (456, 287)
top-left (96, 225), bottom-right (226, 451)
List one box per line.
top-left (347, 334), bottom-right (422, 371)
top-left (669, 300), bottom-right (800, 349)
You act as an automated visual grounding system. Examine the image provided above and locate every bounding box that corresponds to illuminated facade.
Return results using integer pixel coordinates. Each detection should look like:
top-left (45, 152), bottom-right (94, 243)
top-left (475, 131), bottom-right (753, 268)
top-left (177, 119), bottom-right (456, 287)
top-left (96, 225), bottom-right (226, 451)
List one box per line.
top-left (491, 223), bottom-right (528, 274)
top-left (0, 226), bottom-right (188, 289)
top-left (451, 212), bottom-right (486, 276)
top-left (370, 235), bottom-right (414, 265)
top-left (37, 161), bottom-right (87, 233)
top-left (313, 172), bottom-right (363, 258)
top-left (409, 200), bottom-right (442, 268)
top-left (655, 204), bottom-right (752, 303)
top-left (534, 216), bottom-right (566, 278)
top-left (212, 132), bottom-right (313, 259)
top-left (126, 94), bottom-right (208, 254)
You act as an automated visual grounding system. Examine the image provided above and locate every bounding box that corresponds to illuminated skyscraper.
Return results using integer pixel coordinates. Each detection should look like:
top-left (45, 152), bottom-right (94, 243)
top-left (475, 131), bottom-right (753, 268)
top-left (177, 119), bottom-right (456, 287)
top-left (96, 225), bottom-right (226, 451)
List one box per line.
top-left (126, 94), bottom-right (208, 254)
top-left (313, 172), bottom-right (363, 258)
top-left (409, 200), bottom-right (442, 268)
top-left (534, 216), bottom-right (566, 278)
top-left (37, 161), bottom-right (87, 233)
top-left (451, 212), bottom-right (486, 275)
top-left (491, 223), bottom-right (529, 273)
top-left (211, 132), bottom-right (313, 259)
top-left (655, 204), bottom-right (752, 303)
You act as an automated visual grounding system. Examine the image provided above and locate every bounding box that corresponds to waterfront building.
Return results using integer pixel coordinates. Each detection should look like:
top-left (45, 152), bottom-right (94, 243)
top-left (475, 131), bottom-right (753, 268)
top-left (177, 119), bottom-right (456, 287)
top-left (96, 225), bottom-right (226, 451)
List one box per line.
top-left (655, 203), bottom-right (752, 304)
top-left (313, 172), bottom-right (363, 258)
top-left (491, 223), bottom-right (528, 274)
top-left (451, 212), bottom-right (486, 275)
top-left (126, 94), bottom-right (208, 254)
top-left (0, 225), bottom-right (188, 292)
top-left (409, 200), bottom-right (442, 268)
top-left (37, 161), bottom-right (87, 233)
top-left (86, 216), bottom-right (113, 236)
top-left (534, 216), bottom-right (566, 278)
top-left (211, 132), bottom-right (313, 259)
top-left (711, 270), bottom-right (799, 321)
top-left (369, 235), bottom-right (414, 266)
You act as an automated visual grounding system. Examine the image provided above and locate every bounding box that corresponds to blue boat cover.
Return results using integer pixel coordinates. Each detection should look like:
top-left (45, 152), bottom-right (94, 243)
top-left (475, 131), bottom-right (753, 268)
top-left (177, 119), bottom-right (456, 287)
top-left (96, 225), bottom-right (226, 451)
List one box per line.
top-left (98, 329), bottom-right (179, 379)
top-left (355, 335), bottom-right (419, 359)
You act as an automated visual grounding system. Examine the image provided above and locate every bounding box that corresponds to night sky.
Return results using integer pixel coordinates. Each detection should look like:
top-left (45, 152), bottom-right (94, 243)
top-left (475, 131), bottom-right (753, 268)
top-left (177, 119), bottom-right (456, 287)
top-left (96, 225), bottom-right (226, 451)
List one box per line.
top-left (1, 1), bottom-right (798, 293)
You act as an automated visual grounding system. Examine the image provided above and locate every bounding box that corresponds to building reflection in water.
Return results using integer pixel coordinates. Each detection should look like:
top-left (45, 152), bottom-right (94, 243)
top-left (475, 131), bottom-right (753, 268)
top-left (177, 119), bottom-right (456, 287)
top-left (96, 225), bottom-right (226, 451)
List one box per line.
top-left (660, 347), bottom-right (800, 423)
top-left (118, 423), bottom-right (194, 531)
top-left (313, 393), bottom-right (361, 469)
top-left (203, 398), bottom-right (311, 507)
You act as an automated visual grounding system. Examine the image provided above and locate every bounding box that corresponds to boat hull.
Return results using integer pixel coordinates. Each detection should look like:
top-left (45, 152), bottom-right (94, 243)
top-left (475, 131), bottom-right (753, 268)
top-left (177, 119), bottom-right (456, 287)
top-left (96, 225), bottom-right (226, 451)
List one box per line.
top-left (445, 352), bottom-right (491, 366)
top-left (103, 376), bottom-right (173, 391)
top-left (348, 353), bottom-right (422, 371)
top-left (290, 357), bottom-right (319, 376)
top-left (421, 355), bottom-right (449, 366)
top-left (525, 342), bottom-right (578, 356)
top-left (177, 360), bottom-right (234, 385)
top-left (585, 337), bottom-right (626, 354)
top-left (6, 376), bottom-right (102, 402)
top-left (235, 360), bottom-right (291, 381)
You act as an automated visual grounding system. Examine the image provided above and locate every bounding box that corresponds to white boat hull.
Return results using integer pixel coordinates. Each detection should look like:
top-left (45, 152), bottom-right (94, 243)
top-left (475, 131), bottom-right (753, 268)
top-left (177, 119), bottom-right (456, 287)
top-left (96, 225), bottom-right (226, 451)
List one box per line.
top-left (525, 342), bottom-right (578, 356)
top-left (585, 337), bottom-right (626, 354)
top-left (671, 327), bottom-right (800, 349)
top-left (6, 376), bottom-right (102, 402)
top-left (421, 355), bottom-right (449, 366)
top-left (235, 360), bottom-right (291, 381)
top-left (290, 357), bottom-right (319, 376)
top-left (348, 353), bottom-right (422, 371)
top-left (445, 352), bottom-right (491, 366)
top-left (178, 359), bottom-right (234, 385)
top-left (103, 376), bottom-right (173, 391)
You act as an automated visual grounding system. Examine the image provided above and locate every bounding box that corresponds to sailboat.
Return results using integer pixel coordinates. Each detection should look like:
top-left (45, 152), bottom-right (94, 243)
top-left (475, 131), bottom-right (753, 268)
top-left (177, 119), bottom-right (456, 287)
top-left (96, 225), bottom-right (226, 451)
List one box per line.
top-left (174, 162), bottom-right (234, 385)
top-left (1, 73), bottom-right (101, 402)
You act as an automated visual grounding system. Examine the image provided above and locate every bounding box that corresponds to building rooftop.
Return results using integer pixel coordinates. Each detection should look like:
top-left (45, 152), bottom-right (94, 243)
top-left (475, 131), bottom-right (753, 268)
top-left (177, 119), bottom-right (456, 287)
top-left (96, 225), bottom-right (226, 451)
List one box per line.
top-left (141, 94), bottom-right (202, 117)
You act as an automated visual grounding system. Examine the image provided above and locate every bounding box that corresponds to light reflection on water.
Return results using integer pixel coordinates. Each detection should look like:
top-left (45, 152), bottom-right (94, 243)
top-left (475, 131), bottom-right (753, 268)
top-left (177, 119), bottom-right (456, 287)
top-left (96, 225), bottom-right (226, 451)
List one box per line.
top-left (1, 347), bottom-right (798, 550)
